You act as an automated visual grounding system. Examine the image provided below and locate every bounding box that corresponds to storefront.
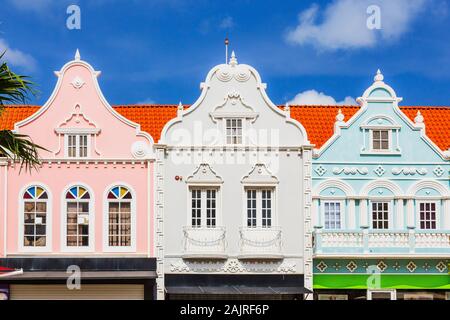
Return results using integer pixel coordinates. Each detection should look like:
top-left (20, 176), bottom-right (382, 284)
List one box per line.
top-left (313, 259), bottom-right (450, 300)
top-left (165, 274), bottom-right (311, 300)
top-left (0, 257), bottom-right (157, 300)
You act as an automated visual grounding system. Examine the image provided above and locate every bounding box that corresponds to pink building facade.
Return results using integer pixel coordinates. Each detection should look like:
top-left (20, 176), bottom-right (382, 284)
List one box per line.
top-left (0, 51), bottom-right (161, 300)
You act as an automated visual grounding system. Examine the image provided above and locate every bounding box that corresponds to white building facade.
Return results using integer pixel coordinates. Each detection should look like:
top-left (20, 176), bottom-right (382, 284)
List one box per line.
top-left (157, 53), bottom-right (314, 299)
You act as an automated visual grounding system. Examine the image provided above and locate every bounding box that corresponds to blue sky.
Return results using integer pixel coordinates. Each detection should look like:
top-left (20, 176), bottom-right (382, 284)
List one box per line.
top-left (1, 0), bottom-right (450, 106)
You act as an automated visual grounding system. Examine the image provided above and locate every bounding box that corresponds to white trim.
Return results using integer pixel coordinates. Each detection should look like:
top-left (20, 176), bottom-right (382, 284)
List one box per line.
top-left (407, 180), bottom-right (449, 197)
top-left (321, 199), bottom-right (345, 230)
top-left (18, 183), bottom-right (53, 253)
top-left (55, 128), bottom-right (100, 134)
top-left (314, 74), bottom-right (448, 160)
top-left (187, 186), bottom-right (222, 228)
top-left (416, 200), bottom-right (440, 230)
top-left (159, 61), bottom-right (310, 145)
top-left (242, 186), bottom-right (277, 228)
top-left (360, 179), bottom-right (403, 197)
top-left (369, 199), bottom-right (393, 230)
top-left (12, 57), bottom-right (155, 159)
top-left (102, 182), bottom-right (137, 253)
top-left (63, 134), bottom-right (91, 158)
top-left (313, 179), bottom-right (356, 197)
top-left (60, 183), bottom-right (95, 253)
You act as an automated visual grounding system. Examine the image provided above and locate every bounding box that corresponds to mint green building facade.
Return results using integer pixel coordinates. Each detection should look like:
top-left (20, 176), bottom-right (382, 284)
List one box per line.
top-left (311, 70), bottom-right (450, 300)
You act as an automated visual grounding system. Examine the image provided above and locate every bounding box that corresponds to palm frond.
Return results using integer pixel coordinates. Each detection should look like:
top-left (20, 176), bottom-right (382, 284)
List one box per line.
top-left (0, 130), bottom-right (47, 172)
top-left (0, 51), bottom-right (37, 112)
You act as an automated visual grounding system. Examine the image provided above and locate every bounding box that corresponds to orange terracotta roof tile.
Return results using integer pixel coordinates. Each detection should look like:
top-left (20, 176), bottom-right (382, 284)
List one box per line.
top-left (1, 104), bottom-right (449, 151)
top-left (113, 104), bottom-right (180, 142)
top-left (0, 105), bottom-right (40, 130)
top-left (400, 106), bottom-right (450, 151)
top-left (288, 105), bottom-right (360, 149)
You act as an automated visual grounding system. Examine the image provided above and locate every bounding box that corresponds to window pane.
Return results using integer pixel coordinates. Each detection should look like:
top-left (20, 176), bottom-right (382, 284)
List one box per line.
top-left (371, 201), bottom-right (389, 229)
top-left (419, 202), bottom-right (437, 230)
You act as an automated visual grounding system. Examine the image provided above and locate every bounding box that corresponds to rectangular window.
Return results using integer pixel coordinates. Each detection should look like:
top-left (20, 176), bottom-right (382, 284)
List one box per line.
top-left (419, 202), bottom-right (437, 230)
top-left (247, 190), bottom-right (257, 227)
top-left (206, 189), bottom-right (216, 228)
top-left (372, 201), bottom-right (389, 229)
top-left (324, 202), bottom-right (341, 229)
top-left (372, 130), bottom-right (389, 151)
top-left (23, 201), bottom-right (47, 247)
top-left (262, 189), bottom-right (272, 228)
top-left (226, 119), bottom-right (243, 144)
top-left (246, 188), bottom-right (274, 228)
top-left (191, 189), bottom-right (202, 227)
top-left (108, 201), bottom-right (131, 247)
top-left (66, 134), bottom-right (88, 158)
top-left (66, 202), bottom-right (89, 247)
top-left (190, 189), bottom-right (218, 228)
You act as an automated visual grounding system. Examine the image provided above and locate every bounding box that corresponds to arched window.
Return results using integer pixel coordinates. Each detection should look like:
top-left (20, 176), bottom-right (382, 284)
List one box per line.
top-left (107, 186), bottom-right (133, 247)
top-left (23, 186), bottom-right (48, 247)
top-left (65, 186), bottom-right (91, 247)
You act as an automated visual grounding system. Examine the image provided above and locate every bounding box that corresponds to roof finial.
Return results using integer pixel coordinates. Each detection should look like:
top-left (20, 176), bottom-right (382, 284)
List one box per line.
top-left (229, 50), bottom-right (238, 66)
top-left (75, 49), bottom-right (81, 61)
top-left (284, 102), bottom-right (290, 115)
top-left (374, 68), bottom-right (384, 82)
top-left (177, 101), bottom-right (183, 116)
top-left (336, 108), bottom-right (345, 123)
top-left (414, 110), bottom-right (424, 124)
top-left (225, 37), bottom-right (229, 64)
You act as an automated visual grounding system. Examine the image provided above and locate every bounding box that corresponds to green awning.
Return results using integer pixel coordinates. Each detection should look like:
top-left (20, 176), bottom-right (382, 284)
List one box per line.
top-left (314, 274), bottom-right (450, 290)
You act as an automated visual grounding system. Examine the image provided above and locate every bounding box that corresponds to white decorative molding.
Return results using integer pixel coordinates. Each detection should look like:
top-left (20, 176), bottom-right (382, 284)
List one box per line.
top-left (216, 51), bottom-right (251, 83)
top-left (332, 167), bottom-right (368, 175)
top-left (222, 260), bottom-right (245, 273)
top-left (313, 178), bottom-right (356, 197)
top-left (186, 163), bottom-right (223, 185)
top-left (131, 141), bottom-right (152, 159)
top-left (210, 90), bottom-right (258, 122)
top-left (391, 167), bottom-right (427, 176)
top-left (360, 179), bottom-right (402, 196)
top-left (70, 76), bottom-right (85, 89)
top-left (170, 261), bottom-right (190, 273)
top-left (433, 166), bottom-right (445, 177)
top-left (241, 163), bottom-right (278, 185)
top-left (314, 165), bottom-right (327, 176)
top-left (373, 165), bottom-right (386, 177)
top-left (168, 259), bottom-right (298, 274)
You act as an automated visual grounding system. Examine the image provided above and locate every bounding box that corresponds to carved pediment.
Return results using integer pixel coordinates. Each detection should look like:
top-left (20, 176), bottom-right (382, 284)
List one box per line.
top-left (241, 163), bottom-right (278, 185)
top-left (210, 90), bottom-right (258, 122)
top-left (186, 163), bottom-right (223, 185)
top-left (55, 104), bottom-right (100, 134)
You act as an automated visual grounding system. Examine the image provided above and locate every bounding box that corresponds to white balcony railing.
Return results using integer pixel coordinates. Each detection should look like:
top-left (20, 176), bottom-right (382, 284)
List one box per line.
top-left (238, 227), bottom-right (283, 259)
top-left (182, 226), bottom-right (227, 259)
top-left (368, 232), bottom-right (409, 248)
top-left (320, 231), bottom-right (363, 248)
top-left (316, 229), bottom-right (450, 253)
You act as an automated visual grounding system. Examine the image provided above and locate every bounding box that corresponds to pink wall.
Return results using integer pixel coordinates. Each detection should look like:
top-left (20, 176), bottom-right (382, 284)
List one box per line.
top-left (1, 54), bottom-right (155, 257)
top-left (6, 163), bottom-right (153, 255)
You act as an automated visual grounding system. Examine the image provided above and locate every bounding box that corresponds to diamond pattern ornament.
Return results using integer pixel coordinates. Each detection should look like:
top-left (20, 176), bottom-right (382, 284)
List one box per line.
top-left (436, 261), bottom-right (447, 273)
top-left (377, 260), bottom-right (387, 272)
top-left (406, 261), bottom-right (417, 273)
top-left (314, 165), bottom-right (327, 176)
top-left (374, 165), bottom-right (386, 177)
top-left (316, 261), bottom-right (328, 273)
top-left (346, 261), bottom-right (358, 273)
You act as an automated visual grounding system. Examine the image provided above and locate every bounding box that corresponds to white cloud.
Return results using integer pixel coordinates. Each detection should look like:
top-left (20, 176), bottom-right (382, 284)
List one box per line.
top-left (286, 0), bottom-right (427, 50)
top-left (0, 39), bottom-right (36, 71)
top-left (220, 16), bottom-right (234, 30)
top-left (136, 98), bottom-right (155, 105)
top-left (7, 0), bottom-right (54, 12)
top-left (287, 90), bottom-right (357, 106)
